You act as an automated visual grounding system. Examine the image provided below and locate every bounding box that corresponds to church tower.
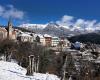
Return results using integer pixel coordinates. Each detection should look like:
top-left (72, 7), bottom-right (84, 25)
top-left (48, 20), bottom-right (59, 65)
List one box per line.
top-left (7, 19), bottom-right (13, 39)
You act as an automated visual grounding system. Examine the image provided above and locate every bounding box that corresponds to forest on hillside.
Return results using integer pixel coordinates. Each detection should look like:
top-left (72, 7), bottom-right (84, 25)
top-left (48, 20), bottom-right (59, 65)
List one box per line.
top-left (68, 33), bottom-right (100, 44)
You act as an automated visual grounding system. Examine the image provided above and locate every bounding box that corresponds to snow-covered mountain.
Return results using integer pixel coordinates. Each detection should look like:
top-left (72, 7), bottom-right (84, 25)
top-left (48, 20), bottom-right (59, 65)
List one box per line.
top-left (0, 61), bottom-right (60, 80)
top-left (19, 22), bottom-right (70, 30)
top-left (19, 22), bottom-right (99, 37)
top-left (19, 24), bottom-right (47, 30)
top-left (19, 23), bottom-right (74, 37)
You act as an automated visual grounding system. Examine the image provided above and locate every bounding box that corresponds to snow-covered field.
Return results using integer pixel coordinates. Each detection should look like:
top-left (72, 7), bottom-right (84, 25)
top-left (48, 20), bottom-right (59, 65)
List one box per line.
top-left (0, 61), bottom-right (60, 80)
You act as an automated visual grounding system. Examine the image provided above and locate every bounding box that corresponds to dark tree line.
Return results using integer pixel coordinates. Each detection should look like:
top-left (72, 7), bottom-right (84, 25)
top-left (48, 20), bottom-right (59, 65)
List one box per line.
top-left (69, 33), bottom-right (100, 44)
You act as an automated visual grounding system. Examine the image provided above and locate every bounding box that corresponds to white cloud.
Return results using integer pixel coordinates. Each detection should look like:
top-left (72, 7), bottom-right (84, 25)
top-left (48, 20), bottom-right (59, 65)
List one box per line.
top-left (74, 19), bottom-right (85, 29)
top-left (0, 5), bottom-right (5, 15)
top-left (85, 20), bottom-right (96, 28)
top-left (56, 15), bottom-right (74, 26)
top-left (75, 19), bottom-right (85, 26)
top-left (61, 15), bottom-right (74, 22)
top-left (56, 15), bottom-right (99, 31)
top-left (0, 5), bottom-right (24, 19)
top-left (95, 23), bottom-right (100, 30)
top-left (74, 19), bottom-right (96, 30)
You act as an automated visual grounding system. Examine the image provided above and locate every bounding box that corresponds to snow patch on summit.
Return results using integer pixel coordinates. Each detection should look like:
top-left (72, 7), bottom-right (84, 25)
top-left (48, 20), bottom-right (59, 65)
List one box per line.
top-left (19, 23), bottom-right (47, 30)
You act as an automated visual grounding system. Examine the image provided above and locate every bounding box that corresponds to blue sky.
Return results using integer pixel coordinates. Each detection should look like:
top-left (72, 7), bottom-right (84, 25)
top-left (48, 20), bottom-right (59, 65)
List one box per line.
top-left (0, 0), bottom-right (100, 26)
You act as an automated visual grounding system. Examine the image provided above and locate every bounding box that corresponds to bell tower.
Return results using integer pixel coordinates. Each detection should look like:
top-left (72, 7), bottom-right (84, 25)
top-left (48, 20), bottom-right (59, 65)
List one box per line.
top-left (7, 18), bottom-right (13, 39)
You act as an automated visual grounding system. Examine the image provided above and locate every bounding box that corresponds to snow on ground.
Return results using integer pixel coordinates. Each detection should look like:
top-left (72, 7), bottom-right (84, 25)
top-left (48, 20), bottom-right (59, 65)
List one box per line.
top-left (0, 61), bottom-right (60, 80)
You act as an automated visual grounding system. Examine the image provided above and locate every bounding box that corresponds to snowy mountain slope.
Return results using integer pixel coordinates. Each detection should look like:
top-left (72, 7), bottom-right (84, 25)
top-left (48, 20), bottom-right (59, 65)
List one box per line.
top-left (19, 22), bottom-right (70, 30)
top-left (0, 61), bottom-right (60, 80)
top-left (19, 24), bottom-right (47, 30)
top-left (19, 23), bottom-right (74, 36)
top-left (19, 22), bottom-right (98, 37)
top-left (19, 22), bottom-right (100, 32)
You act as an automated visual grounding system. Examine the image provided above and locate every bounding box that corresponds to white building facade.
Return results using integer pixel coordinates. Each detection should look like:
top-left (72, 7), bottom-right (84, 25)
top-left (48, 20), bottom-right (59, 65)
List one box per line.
top-left (35, 34), bottom-right (45, 46)
top-left (51, 37), bottom-right (59, 47)
top-left (17, 33), bottom-right (33, 42)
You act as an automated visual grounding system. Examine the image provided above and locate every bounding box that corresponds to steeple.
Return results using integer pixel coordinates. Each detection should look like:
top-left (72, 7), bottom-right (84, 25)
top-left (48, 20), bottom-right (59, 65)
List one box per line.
top-left (7, 18), bottom-right (13, 39)
top-left (8, 18), bottom-right (13, 29)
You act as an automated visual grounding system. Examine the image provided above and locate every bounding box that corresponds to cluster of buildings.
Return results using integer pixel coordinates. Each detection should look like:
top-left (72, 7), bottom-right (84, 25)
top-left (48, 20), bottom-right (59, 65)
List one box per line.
top-left (16, 29), bottom-right (70, 47)
top-left (61, 48), bottom-right (100, 80)
top-left (35, 34), bottom-right (70, 47)
top-left (0, 20), bottom-right (16, 40)
top-left (0, 20), bottom-right (70, 47)
top-left (61, 43), bottom-right (100, 80)
top-left (17, 32), bottom-right (70, 47)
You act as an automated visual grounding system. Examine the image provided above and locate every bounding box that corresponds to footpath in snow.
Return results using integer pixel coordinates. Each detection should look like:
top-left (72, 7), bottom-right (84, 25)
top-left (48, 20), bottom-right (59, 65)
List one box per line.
top-left (0, 61), bottom-right (60, 80)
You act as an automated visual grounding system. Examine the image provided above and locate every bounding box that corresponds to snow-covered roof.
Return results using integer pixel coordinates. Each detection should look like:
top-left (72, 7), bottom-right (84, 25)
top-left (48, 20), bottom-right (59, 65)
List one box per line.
top-left (18, 33), bottom-right (32, 37)
top-left (52, 36), bottom-right (59, 39)
top-left (95, 60), bottom-right (100, 63)
top-left (34, 34), bottom-right (44, 38)
top-left (82, 52), bottom-right (92, 56)
top-left (97, 56), bottom-right (100, 60)
top-left (43, 34), bottom-right (52, 37)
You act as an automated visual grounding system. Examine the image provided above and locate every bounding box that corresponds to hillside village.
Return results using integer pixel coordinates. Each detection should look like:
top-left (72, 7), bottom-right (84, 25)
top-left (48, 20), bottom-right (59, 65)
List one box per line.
top-left (0, 20), bottom-right (71, 47)
top-left (0, 20), bottom-right (100, 80)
